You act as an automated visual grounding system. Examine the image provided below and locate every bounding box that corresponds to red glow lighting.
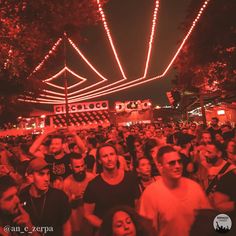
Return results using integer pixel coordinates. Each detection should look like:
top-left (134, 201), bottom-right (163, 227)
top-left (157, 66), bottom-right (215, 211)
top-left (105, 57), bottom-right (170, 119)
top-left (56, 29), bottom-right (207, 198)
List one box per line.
top-left (22, 0), bottom-right (210, 104)
top-left (25, 35), bottom-right (109, 102)
top-left (58, 0), bottom-right (159, 100)
top-left (40, 38), bottom-right (108, 100)
top-left (67, 37), bottom-right (108, 82)
top-left (63, 0), bottom-right (211, 103)
top-left (27, 38), bottom-right (62, 79)
top-left (66, 37), bottom-right (128, 95)
top-left (217, 110), bottom-right (225, 115)
top-left (36, 37), bottom-right (108, 100)
top-left (42, 0), bottom-right (132, 102)
top-left (38, 0), bottom-right (160, 103)
top-left (143, 0), bottom-right (159, 78)
top-left (44, 67), bottom-right (86, 90)
top-left (96, 0), bottom-right (127, 80)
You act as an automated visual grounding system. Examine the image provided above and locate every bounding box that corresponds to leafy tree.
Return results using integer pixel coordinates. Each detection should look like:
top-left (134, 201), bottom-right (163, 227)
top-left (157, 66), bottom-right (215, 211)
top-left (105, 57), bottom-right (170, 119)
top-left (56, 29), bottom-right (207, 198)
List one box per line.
top-left (0, 0), bottom-right (108, 127)
top-left (173, 0), bottom-right (236, 97)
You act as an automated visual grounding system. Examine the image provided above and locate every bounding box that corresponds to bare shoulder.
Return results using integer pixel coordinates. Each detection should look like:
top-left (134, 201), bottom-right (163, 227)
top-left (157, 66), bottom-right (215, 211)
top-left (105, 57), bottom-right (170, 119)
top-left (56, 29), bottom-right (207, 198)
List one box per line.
top-left (87, 172), bottom-right (96, 180)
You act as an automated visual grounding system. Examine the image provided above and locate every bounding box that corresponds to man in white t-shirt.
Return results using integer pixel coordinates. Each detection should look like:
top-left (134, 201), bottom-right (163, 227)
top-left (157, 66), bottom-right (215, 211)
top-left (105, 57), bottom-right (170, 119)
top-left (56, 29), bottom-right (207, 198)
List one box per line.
top-left (139, 145), bottom-right (211, 236)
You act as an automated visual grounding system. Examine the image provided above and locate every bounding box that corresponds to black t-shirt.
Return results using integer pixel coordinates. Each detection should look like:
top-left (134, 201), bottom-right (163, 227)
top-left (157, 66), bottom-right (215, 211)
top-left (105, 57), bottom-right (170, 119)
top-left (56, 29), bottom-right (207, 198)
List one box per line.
top-left (83, 171), bottom-right (140, 218)
top-left (148, 157), bottom-right (159, 177)
top-left (179, 153), bottom-right (192, 178)
top-left (20, 186), bottom-right (71, 236)
top-left (45, 154), bottom-right (71, 180)
top-left (0, 213), bottom-right (23, 236)
top-left (207, 127), bottom-right (221, 140)
top-left (215, 170), bottom-right (236, 202)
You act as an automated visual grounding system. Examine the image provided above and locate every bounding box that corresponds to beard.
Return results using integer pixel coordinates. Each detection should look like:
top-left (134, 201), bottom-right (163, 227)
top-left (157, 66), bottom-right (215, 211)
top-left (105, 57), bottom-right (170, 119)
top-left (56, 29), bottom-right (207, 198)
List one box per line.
top-left (52, 150), bottom-right (62, 156)
top-left (73, 171), bottom-right (86, 182)
top-left (206, 156), bottom-right (218, 164)
top-left (0, 204), bottom-right (20, 222)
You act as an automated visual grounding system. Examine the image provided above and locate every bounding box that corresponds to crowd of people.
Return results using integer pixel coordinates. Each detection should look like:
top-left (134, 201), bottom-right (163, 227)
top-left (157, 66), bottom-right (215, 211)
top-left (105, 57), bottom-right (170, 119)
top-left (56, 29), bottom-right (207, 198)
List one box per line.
top-left (0, 117), bottom-right (236, 236)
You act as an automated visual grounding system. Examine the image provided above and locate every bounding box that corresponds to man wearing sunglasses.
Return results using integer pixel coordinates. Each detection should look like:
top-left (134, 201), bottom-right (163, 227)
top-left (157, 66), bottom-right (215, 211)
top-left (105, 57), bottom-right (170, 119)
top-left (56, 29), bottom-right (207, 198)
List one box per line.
top-left (139, 145), bottom-right (211, 236)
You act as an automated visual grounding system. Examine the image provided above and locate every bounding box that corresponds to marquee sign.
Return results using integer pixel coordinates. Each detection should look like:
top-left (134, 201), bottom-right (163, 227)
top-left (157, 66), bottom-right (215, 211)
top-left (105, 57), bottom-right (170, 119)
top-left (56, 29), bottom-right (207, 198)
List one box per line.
top-left (115, 100), bottom-right (152, 113)
top-left (54, 101), bottom-right (109, 114)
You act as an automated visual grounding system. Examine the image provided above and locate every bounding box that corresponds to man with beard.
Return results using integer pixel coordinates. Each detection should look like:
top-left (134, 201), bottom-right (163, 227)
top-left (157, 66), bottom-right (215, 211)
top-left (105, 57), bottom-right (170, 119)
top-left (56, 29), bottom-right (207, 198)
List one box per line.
top-left (19, 158), bottom-right (71, 236)
top-left (44, 135), bottom-right (72, 180)
top-left (63, 153), bottom-right (95, 235)
top-left (193, 131), bottom-right (214, 188)
top-left (0, 175), bottom-right (39, 236)
top-left (208, 117), bottom-right (221, 140)
top-left (29, 127), bottom-right (85, 180)
top-left (139, 145), bottom-right (211, 236)
top-left (202, 143), bottom-right (236, 213)
top-left (200, 131), bottom-right (212, 145)
top-left (177, 133), bottom-right (196, 178)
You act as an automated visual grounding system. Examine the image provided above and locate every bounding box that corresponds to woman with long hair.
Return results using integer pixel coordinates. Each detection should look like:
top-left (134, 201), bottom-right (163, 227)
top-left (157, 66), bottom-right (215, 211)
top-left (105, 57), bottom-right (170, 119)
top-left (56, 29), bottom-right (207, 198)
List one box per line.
top-left (99, 205), bottom-right (155, 236)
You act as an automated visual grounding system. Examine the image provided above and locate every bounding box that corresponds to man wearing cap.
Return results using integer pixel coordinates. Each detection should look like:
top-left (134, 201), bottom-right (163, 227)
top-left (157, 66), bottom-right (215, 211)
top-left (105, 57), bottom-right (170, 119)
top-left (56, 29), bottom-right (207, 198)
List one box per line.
top-left (19, 158), bottom-right (71, 236)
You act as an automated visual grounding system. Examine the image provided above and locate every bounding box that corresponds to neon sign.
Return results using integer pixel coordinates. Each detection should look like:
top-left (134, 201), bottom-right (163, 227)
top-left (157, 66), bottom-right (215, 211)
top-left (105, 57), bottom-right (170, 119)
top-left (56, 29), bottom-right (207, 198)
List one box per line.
top-left (54, 101), bottom-right (108, 114)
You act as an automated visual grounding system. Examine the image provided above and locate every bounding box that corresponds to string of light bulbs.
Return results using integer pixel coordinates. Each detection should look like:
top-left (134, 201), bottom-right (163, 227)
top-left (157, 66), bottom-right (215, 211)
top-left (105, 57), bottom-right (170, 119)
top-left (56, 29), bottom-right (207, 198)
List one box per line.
top-left (38, 0), bottom-right (160, 102)
top-left (44, 67), bottom-right (86, 90)
top-left (37, 37), bottom-right (108, 99)
top-left (62, 0), bottom-right (211, 103)
top-left (43, 0), bottom-right (210, 104)
top-left (143, 0), bottom-right (159, 78)
top-left (29, 0), bottom-right (160, 103)
top-left (96, 0), bottom-right (127, 80)
top-left (27, 37), bottom-right (62, 79)
top-left (24, 0), bottom-right (211, 104)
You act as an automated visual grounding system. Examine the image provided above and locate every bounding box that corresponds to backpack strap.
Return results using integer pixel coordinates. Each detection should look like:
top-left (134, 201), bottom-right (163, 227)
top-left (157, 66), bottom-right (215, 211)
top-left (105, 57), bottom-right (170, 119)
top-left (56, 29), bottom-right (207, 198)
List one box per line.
top-left (205, 162), bottom-right (231, 195)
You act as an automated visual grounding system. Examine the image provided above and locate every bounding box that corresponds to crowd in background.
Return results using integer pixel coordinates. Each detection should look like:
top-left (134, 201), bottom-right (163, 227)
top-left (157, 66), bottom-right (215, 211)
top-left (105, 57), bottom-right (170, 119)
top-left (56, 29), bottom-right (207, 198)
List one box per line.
top-left (0, 117), bottom-right (236, 236)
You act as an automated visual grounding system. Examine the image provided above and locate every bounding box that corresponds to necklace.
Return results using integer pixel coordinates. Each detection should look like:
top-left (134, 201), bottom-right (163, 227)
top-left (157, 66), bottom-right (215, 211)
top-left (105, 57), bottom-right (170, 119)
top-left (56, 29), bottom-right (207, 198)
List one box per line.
top-left (101, 169), bottom-right (124, 185)
top-left (30, 193), bottom-right (47, 223)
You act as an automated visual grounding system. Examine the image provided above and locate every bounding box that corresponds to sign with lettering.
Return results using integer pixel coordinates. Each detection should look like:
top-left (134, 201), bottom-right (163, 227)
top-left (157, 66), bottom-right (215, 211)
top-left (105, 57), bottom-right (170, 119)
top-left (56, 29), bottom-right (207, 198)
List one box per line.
top-left (54, 101), bottom-right (109, 114)
top-left (115, 100), bottom-right (152, 113)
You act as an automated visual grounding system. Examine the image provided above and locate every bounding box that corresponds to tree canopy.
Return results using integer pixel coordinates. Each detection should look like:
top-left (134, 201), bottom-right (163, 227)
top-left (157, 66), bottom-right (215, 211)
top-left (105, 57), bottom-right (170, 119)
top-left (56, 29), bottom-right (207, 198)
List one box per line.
top-left (0, 0), bottom-right (107, 126)
top-left (173, 0), bottom-right (236, 97)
